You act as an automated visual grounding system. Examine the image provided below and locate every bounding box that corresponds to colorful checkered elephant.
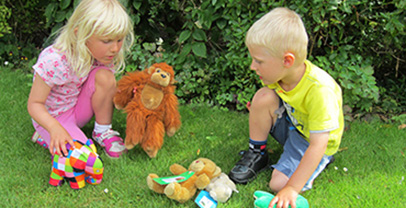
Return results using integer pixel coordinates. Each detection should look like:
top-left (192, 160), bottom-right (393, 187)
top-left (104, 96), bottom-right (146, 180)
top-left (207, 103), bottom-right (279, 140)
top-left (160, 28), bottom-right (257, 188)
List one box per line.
top-left (49, 139), bottom-right (104, 189)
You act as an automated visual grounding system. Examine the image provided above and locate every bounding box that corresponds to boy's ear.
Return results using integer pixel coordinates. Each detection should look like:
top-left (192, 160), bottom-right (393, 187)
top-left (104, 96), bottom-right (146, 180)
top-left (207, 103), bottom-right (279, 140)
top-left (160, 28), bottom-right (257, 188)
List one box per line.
top-left (283, 53), bottom-right (295, 68)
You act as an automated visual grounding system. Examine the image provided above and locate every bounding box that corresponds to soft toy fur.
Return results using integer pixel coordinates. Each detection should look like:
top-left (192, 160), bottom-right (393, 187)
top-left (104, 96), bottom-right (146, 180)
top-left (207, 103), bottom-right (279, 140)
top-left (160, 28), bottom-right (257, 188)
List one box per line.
top-left (49, 139), bottom-right (103, 189)
top-left (205, 172), bottom-right (238, 203)
top-left (113, 63), bottom-right (181, 158)
top-left (147, 158), bottom-right (221, 203)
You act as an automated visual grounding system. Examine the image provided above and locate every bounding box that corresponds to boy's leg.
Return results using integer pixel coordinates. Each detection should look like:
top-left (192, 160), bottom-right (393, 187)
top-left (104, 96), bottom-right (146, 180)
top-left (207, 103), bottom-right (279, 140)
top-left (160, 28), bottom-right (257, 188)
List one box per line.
top-left (270, 154), bottom-right (333, 192)
top-left (75, 67), bottom-right (126, 158)
top-left (229, 87), bottom-right (280, 184)
top-left (269, 108), bottom-right (334, 192)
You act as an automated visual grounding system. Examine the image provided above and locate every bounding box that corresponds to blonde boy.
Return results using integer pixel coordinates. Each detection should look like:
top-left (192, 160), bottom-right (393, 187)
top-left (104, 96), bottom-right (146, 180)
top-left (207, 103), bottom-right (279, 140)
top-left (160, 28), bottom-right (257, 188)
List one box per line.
top-left (228, 7), bottom-right (344, 207)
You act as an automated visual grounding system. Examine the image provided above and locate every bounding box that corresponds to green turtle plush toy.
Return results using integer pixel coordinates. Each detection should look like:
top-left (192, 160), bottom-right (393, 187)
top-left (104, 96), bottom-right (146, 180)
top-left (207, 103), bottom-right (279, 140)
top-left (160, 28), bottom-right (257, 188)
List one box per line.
top-left (253, 190), bottom-right (309, 208)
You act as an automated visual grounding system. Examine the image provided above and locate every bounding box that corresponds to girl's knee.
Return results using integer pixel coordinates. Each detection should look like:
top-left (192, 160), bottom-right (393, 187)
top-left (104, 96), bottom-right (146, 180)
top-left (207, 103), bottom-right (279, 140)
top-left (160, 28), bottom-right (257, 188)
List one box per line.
top-left (95, 69), bottom-right (116, 90)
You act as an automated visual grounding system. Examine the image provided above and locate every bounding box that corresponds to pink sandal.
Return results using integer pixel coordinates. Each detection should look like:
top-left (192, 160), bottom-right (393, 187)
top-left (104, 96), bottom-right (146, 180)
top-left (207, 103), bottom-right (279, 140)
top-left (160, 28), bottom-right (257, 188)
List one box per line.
top-left (92, 129), bottom-right (127, 158)
top-left (31, 131), bottom-right (48, 149)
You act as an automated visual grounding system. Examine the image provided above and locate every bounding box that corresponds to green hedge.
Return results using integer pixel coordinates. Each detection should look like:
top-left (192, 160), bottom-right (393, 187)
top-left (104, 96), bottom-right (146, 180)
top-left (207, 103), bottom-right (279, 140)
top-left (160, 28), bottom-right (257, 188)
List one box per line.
top-left (2, 0), bottom-right (405, 116)
top-left (123, 0), bottom-right (405, 114)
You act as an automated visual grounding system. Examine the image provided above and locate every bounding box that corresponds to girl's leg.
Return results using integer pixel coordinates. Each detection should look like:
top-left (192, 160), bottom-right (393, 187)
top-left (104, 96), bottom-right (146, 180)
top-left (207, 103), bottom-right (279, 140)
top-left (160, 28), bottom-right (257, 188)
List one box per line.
top-left (75, 67), bottom-right (126, 158)
top-left (92, 68), bottom-right (116, 125)
top-left (75, 67), bottom-right (106, 128)
top-left (32, 108), bottom-right (90, 151)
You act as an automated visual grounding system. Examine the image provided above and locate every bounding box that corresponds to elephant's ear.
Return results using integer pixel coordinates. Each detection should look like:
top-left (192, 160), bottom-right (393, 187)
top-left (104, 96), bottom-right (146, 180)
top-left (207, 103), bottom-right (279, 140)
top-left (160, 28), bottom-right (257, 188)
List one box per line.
top-left (70, 148), bottom-right (88, 172)
top-left (86, 140), bottom-right (97, 154)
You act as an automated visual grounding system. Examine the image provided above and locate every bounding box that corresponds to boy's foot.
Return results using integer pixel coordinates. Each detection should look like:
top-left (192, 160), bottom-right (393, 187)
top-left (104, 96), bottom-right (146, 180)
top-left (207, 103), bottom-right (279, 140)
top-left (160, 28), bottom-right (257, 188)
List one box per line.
top-left (31, 131), bottom-right (48, 149)
top-left (92, 129), bottom-right (127, 158)
top-left (326, 155), bottom-right (335, 168)
top-left (229, 150), bottom-right (269, 184)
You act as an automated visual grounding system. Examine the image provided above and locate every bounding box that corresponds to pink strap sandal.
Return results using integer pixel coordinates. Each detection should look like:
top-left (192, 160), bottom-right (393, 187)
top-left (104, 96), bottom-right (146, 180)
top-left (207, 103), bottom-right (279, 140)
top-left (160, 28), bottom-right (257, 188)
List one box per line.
top-left (92, 129), bottom-right (127, 158)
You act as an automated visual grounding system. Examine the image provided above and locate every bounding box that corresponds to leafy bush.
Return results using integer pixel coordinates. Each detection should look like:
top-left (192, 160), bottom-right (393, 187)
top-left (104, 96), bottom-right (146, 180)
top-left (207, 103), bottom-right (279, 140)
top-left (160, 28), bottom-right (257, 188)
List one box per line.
top-left (123, 0), bottom-right (405, 114)
top-left (0, 0), bottom-right (49, 68)
top-left (4, 0), bottom-right (405, 116)
top-left (314, 48), bottom-right (379, 112)
top-left (0, 5), bottom-right (11, 38)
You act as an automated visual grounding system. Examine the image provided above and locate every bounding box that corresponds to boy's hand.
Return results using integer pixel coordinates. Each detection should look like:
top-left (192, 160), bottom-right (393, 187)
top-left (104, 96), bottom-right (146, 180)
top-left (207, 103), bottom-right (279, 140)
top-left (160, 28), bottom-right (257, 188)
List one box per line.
top-left (49, 126), bottom-right (74, 156)
top-left (269, 186), bottom-right (299, 208)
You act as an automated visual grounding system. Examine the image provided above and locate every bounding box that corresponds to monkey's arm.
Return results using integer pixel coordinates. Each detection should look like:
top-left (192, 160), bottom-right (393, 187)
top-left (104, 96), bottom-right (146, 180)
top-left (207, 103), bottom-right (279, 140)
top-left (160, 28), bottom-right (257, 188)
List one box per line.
top-left (114, 71), bottom-right (146, 109)
top-left (163, 90), bottom-right (181, 136)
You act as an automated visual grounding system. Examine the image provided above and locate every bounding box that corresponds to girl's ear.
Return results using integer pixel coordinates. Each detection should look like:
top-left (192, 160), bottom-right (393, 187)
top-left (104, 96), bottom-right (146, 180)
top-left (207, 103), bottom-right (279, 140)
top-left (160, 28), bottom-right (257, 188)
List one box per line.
top-left (283, 52), bottom-right (295, 68)
top-left (74, 27), bottom-right (78, 35)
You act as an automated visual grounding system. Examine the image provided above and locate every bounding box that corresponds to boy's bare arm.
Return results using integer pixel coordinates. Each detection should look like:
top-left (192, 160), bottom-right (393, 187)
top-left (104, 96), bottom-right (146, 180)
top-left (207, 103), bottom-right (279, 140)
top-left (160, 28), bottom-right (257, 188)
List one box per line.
top-left (270, 132), bottom-right (329, 207)
top-left (287, 132), bottom-right (329, 192)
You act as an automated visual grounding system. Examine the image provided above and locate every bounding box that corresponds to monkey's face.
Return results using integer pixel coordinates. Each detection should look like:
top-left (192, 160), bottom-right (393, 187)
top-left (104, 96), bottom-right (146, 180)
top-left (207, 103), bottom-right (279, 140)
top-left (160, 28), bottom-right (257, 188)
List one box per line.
top-left (151, 68), bottom-right (171, 87)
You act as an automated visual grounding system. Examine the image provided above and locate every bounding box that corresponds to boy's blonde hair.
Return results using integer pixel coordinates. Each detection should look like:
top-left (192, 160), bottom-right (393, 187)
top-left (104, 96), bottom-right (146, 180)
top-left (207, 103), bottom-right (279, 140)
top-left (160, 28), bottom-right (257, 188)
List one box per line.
top-left (246, 7), bottom-right (308, 65)
top-left (54, 0), bottom-right (134, 77)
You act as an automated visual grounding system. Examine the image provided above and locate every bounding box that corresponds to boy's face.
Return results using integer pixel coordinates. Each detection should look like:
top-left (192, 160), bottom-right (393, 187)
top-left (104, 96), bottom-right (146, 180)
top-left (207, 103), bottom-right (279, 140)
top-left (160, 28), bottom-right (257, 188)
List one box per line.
top-left (248, 45), bottom-right (286, 86)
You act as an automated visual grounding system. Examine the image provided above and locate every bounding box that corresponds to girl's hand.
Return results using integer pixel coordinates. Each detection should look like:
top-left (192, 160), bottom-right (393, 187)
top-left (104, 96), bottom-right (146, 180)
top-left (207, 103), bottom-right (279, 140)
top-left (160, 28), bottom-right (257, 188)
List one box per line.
top-left (28, 75), bottom-right (75, 156)
top-left (269, 186), bottom-right (299, 208)
top-left (49, 126), bottom-right (74, 156)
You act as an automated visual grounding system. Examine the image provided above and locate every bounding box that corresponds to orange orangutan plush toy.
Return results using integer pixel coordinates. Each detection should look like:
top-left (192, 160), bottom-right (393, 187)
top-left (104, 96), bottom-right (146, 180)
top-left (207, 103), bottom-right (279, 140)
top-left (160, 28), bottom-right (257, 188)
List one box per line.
top-left (113, 63), bottom-right (181, 158)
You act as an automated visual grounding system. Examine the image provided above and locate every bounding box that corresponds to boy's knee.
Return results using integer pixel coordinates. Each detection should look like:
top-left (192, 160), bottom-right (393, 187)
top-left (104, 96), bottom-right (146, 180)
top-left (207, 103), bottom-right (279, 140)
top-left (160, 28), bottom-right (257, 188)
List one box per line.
top-left (269, 169), bottom-right (289, 192)
top-left (251, 87), bottom-right (278, 109)
top-left (269, 179), bottom-right (284, 193)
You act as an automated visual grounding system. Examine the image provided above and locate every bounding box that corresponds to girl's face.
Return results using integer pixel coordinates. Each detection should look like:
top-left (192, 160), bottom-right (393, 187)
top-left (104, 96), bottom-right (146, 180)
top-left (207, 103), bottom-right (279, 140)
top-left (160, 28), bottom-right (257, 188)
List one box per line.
top-left (86, 34), bottom-right (123, 65)
top-left (248, 45), bottom-right (286, 86)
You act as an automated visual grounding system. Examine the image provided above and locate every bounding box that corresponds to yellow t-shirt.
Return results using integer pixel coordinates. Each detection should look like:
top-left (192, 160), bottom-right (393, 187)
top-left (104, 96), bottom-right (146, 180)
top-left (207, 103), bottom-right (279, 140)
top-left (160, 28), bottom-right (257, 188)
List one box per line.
top-left (265, 60), bottom-right (344, 155)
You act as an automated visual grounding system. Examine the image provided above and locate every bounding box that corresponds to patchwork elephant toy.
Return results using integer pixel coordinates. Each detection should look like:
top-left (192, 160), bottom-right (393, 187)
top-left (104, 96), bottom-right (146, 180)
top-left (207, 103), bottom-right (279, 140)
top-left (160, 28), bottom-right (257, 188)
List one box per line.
top-left (49, 139), bottom-right (104, 189)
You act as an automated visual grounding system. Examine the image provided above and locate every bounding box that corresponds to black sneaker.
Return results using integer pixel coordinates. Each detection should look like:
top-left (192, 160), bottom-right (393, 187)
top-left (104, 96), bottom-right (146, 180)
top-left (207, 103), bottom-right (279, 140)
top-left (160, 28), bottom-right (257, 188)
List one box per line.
top-left (326, 155), bottom-right (335, 168)
top-left (228, 150), bottom-right (269, 184)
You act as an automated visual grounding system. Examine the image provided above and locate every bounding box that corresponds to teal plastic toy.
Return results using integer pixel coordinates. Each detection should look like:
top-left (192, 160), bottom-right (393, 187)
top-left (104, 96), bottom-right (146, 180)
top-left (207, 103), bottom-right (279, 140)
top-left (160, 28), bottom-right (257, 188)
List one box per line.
top-left (253, 190), bottom-right (309, 208)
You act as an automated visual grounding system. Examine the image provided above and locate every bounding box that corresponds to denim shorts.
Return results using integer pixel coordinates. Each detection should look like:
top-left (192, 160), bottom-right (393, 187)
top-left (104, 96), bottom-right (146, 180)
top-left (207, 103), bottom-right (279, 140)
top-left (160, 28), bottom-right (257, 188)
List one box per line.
top-left (270, 98), bottom-right (333, 191)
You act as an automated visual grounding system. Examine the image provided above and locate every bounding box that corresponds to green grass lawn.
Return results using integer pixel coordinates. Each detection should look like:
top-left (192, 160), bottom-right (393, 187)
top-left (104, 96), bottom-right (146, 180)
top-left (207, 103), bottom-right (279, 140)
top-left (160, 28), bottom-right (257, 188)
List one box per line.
top-left (1, 67), bottom-right (405, 207)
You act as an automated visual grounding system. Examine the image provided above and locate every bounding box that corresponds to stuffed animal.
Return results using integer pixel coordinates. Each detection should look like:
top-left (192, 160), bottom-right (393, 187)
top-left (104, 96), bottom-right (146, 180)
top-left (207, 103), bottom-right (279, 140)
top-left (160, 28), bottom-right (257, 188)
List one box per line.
top-left (147, 158), bottom-right (221, 203)
top-left (205, 172), bottom-right (238, 203)
top-left (253, 190), bottom-right (309, 208)
top-left (113, 62), bottom-right (181, 158)
top-left (49, 139), bottom-right (104, 189)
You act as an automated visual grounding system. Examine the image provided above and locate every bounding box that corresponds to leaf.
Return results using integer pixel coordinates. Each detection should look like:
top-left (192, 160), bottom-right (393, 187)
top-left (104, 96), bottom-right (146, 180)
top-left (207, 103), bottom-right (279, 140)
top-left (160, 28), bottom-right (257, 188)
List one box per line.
top-left (179, 30), bottom-right (192, 43)
top-left (65, 10), bottom-right (73, 21)
top-left (192, 29), bottom-right (207, 41)
top-left (192, 42), bottom-right (207, 58)
top-left (73, 0), bottom-right (81, 8)
top-left (133, 14), bottom-right (141, 25)
top-left (398, 124), bottom-right (406, 130)
top-left (59, 0), bottom-right (71, 10)
top-left (45, 3), bottom-right (57, 19)
top-left (216, 19), bottom-right (227, 29)
top-left (180, 43), bottom-right (192, 57)
top-left (55, 11), bottom-right (67, 23)
top-left (338, 147), bottom-right (348, 152)
top-left (133, 2), bottom-right (142, 10)
top-left (205, 136), bottom-right (218, 141)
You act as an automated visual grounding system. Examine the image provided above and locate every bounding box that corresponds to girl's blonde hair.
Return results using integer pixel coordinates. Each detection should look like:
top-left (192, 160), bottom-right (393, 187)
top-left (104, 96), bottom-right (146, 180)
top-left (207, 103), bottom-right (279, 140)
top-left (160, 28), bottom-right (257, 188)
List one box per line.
top-left (54, 0), bottom-right (134, 77)
top-left (245, 7), bottom-right (308, 65)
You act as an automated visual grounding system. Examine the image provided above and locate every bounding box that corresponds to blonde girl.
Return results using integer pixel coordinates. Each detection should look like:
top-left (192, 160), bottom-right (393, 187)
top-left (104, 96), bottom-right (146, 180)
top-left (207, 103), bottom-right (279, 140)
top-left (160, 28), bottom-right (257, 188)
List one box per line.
top-left (27, 0), bottom-right (134, 158)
